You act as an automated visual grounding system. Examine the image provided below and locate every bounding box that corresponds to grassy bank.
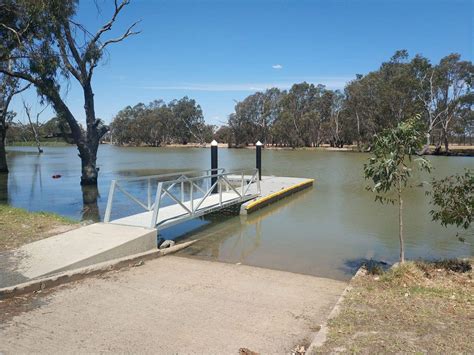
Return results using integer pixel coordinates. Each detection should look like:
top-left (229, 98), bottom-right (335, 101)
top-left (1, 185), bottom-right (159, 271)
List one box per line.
top-left (0, 205), bottom-right (78, 251)
top-left (7, 141), bottom-right (71, 147)
top-left (316, 260), bottom-right (474, 353)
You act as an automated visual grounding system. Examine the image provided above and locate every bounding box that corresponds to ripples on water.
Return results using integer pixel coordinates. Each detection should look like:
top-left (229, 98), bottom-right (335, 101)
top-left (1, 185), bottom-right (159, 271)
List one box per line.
top-left (3, 145), bottom-right (473, 280)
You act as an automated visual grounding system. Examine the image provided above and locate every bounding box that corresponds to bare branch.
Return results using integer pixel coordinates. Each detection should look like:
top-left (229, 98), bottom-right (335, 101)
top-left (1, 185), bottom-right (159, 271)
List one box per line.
top-left (12, 82), bottom-right (31, 96)
top-left (0, 68), bottom-right (40, 87)
top-left (57, 34), bottom-right (83, 83)
top-left (88, 20), bottom-right (141, 81)
top-left (89, 0), bottom-right (131, 46)
top-left (0, 23), bottom-right (21, 46)
top-left (63, 21), bottom-right (85, 75)
top-left (98, 20), bottom-right (141, 52)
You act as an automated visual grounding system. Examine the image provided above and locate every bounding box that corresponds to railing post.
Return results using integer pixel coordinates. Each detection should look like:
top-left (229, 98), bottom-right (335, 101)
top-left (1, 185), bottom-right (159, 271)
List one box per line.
top-left (256, 140), bottom-right (262, 181)
top-left (150, 182), bottom-right (163, 228)
top-left (190, 180), bottom-right (194, 214)
top-left (219, 176), bottom-right (222, 206)
top-left (241, 172), bottom-right (244, 199)
top-left (104, 180), bottom-right (116, 222)
top-left (147, 178), bottom-right (151, 210)
top-left (211, 140), bottom-right (218, 193)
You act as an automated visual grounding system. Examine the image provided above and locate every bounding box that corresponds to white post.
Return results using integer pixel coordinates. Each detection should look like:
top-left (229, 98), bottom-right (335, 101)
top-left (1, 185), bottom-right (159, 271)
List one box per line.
top-left (150, 182), bottom-right (163, 228)
top-left (104, 180), bottom-right (116, 223)
top-left (219, 176), bottom-right (222, 206)
top-left (190, 180), bottom-right (194, 214)
top-left (147, 178), bottom-right (151, 210)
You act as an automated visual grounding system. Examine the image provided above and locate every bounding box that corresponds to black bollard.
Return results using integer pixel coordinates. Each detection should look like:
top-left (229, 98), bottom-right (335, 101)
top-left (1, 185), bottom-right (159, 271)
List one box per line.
top-left (211, 140), bottom-right (218, 193)
top-left (256, 141), bottom-right (262, 180)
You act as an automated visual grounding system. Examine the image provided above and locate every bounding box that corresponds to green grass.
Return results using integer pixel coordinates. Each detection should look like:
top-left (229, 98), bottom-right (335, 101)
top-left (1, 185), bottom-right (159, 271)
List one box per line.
top-left (0, 205), bottom-right (78, 250)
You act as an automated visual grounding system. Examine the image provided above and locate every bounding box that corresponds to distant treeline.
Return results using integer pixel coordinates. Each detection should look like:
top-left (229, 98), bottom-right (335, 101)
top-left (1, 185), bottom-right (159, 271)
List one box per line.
top-left (109, 97), bottom-right (214, 146)
top-left (12, 51), bottom-right (471, 152)
top-left (221, 50), bottom-right (473, 151)
top-left (7, 115), bottom-right (74, 144)
top-left (107, 50), bottom-right (473, 152)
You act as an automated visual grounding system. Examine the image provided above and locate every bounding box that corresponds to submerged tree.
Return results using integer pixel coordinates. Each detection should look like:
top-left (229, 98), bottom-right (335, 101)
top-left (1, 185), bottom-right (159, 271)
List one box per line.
top-left (0, 0), bottom-right (139, 185)
top-left (364, 116), bottom-right (431, 263)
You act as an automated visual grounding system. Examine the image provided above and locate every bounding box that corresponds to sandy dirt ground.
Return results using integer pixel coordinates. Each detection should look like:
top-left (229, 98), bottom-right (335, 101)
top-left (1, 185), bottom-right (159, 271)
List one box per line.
top-left (0, 255), bottom-right (347, 354)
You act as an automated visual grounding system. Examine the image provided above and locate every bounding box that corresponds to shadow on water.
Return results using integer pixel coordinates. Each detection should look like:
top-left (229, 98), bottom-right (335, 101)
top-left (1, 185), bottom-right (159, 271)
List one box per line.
top-left (81, 185), bottom-right (100, 222)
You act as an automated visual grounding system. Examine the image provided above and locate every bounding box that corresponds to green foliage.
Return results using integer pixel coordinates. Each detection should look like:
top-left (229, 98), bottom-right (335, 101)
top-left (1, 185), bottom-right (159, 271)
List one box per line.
top-left (225, 51), bottom-right (473, 149)
top-left (430, 170), bottom-right (473, 229)
top-left (110, 97), bottom-right (214, 146)
top-left (364, 116), bottom-right (431, 203)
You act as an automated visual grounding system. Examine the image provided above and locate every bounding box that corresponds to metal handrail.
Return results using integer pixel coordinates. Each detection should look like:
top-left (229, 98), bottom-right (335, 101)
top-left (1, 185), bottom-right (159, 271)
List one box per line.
top-left (111, 168), bottom-right (226, 183)
top-left (104, 168), bottom-right (261, 228)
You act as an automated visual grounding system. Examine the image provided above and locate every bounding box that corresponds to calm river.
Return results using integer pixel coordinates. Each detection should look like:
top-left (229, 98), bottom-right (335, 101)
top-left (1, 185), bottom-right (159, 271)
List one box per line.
top-left (2, 145), bottom-right (473, 280)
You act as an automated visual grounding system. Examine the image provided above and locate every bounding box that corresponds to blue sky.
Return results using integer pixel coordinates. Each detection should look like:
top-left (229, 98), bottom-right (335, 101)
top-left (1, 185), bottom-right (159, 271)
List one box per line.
top-left (11, 0), bottom-right (473, 126)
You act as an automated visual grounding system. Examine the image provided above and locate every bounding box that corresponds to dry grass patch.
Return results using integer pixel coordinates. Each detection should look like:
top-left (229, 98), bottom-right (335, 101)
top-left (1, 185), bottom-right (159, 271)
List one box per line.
top-left (0, 205), bottom-right (78, 251)
top-left (316, 260), bottom-right (474, 353)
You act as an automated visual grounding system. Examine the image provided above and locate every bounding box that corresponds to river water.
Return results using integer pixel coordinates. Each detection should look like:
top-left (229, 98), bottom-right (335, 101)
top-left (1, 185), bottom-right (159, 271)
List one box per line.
top-left (2, 145), bottom-right (473, 280)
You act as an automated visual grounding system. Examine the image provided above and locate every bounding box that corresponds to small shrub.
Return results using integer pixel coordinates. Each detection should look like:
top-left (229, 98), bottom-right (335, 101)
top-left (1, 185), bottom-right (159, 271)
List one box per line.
top-left (432, 259), bottom-right (472, 273)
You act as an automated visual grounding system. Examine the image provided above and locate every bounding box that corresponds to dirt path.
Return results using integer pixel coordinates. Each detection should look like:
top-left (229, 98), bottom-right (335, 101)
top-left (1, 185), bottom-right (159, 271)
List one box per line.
top-left (0, 255), bottom-right (347, 354)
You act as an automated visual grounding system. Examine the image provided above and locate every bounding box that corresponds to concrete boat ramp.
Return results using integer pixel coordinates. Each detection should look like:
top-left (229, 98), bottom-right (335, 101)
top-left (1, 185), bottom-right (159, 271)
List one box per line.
top-left (1, 172), bottom-right (314, 288)
top-left (0, 255), bottom-right (347, 353)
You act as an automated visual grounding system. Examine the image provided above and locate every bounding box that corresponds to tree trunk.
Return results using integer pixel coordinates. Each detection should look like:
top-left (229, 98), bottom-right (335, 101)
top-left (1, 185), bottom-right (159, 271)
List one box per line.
top-left (398, 185), bottom-right (405, 263)
top-left (355, 111), bottom-right (361, 151)
top-left (0, 127), bottom-right (8, 173)
top-left (40, 81), bottom-right (100, 185)
top-left (81, 184), bottom-right (100, 222)
top-left (443, 132), bottom-right (449, 153)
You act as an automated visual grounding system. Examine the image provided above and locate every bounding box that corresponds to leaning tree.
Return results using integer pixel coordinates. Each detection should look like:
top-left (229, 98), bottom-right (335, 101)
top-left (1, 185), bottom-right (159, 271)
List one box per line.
top-left (0, 0), bottom-right (139, 185)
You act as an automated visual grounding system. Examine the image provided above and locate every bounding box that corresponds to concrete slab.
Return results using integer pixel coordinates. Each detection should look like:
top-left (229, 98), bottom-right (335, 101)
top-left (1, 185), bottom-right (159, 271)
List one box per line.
top-left (0, 223), bottom-right (157, 288)
top-left (0, 256), bottom-right (347, 354)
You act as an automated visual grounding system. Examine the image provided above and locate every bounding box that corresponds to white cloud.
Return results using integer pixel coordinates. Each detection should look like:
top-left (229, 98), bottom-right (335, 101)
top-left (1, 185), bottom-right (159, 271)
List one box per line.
top-left (272, 64), bottom-right (283, 69)
top-left (138, 76), bottom-right (353, 92)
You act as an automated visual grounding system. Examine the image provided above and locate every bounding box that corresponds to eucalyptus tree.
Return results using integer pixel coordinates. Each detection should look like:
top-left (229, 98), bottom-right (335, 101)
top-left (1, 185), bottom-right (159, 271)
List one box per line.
top-left (430, 169), bottom-right (473, 232)
top-left (169, 97), bottom-right (206, 145)
top-left (324, 90), bottom-right (347, 147)
top-left (364, 116), bottom-right (431, 263)
top-left (0, 0), bottom-right (139, 185)
top-left (377, 50), bottom-right (423, 127)
top-left (0, 71), bottom-right (28, 172)
top-left (435, 54), bottom-right (473, 152)
top-left (344, 73), bottom-right (380, 148)
top-left (278, 82), bottom-right (325, 147)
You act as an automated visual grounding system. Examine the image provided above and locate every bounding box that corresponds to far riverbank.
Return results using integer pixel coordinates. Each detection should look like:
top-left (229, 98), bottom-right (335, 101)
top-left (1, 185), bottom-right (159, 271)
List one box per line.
top-left (10, 141), bottom-right (474, 156)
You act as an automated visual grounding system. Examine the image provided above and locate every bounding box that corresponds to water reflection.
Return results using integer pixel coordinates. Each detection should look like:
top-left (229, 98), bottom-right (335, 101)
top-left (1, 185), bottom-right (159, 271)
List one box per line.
top-left (3, 146), bottom-right (472, 281)
top-left (0, 173), bottom-right (7, 204)
top-left (177, 188), bottom-right (312, 265)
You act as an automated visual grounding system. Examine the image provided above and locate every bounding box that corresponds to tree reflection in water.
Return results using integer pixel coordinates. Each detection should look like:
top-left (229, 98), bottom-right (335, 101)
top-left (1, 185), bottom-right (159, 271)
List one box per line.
top-left (0, 173), bottom-right (7, 204)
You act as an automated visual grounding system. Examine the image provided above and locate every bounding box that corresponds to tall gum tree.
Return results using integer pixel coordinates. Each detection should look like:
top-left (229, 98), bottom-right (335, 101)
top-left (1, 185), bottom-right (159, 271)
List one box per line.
top-left (0, 0), bottom-right (140, 185)
top-left (0, 70), bottom-right (29, 173)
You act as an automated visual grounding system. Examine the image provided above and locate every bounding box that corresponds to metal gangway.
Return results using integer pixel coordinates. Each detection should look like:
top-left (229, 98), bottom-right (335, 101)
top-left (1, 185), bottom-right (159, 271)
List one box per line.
top-left (104, 168), bottom-right (261, 229)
